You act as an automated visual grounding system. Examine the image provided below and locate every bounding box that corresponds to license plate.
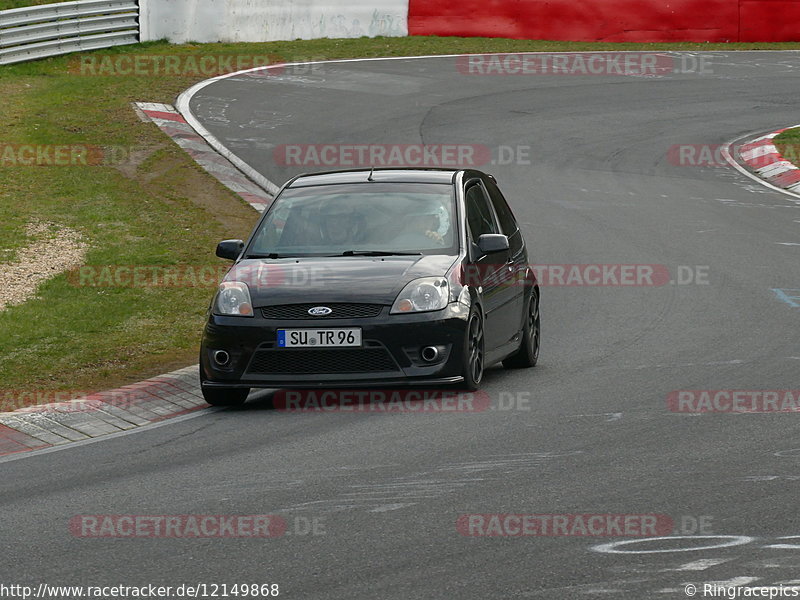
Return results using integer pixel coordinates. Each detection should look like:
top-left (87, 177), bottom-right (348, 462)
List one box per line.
top-left (277, 328), bottom-right (362, 348)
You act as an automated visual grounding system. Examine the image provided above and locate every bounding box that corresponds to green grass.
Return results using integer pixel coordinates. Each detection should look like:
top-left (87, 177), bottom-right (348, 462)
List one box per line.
top-left (2, 36), bottom-right (800, 400)
top-left (773, 127), bottom-right (800, 168)
top-left (0, 0), bottom-right (67, 10)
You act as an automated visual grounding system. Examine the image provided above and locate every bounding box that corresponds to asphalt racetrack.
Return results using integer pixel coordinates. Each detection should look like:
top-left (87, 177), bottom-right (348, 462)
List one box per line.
top-left (4, 51), bottom-right (800, 598)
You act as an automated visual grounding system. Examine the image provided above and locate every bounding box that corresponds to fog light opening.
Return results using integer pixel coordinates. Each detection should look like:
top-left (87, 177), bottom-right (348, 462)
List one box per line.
top-left (213, 350), bottom-right (231, 366)
top-left (421, 346), bottom-right (440, 363)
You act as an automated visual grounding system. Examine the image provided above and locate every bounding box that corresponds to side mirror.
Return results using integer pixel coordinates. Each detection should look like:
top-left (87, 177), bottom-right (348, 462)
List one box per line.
top-left (477, 233), bottom-right (509, 254)
top-left (216, 239), bottom-right (244, 261)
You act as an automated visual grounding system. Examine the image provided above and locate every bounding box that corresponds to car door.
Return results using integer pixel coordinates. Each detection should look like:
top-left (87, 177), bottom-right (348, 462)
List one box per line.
top-left (483, 174), bottom-right (527, 338)
top-left (463, 179), bottom-right (517, 354)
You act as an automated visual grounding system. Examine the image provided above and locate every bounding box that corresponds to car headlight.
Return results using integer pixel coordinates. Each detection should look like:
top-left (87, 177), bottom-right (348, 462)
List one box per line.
top-left (215, 281), bottom-right (254, 317)
top-left (390, 277), bottom-right (449, 314)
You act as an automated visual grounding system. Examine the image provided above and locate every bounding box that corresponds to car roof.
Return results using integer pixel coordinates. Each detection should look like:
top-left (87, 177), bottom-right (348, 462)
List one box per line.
top-left (286, 168), bottom-right (461, 188)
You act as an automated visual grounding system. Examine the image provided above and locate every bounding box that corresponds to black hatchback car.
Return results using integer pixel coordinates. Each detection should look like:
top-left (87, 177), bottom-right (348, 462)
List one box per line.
top-left (200, 168), bottom-right (539, 406)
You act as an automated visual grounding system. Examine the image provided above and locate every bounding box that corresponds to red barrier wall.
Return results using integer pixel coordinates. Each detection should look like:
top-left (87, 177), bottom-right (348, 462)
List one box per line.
top-left (408, 0), bottom-right (800, 42)
top-left (740, 1), bottom-right (800, 42)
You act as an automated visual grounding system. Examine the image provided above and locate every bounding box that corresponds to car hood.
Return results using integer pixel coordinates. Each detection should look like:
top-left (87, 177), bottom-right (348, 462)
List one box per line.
top-left (225, 255), bottom-right (459, 306)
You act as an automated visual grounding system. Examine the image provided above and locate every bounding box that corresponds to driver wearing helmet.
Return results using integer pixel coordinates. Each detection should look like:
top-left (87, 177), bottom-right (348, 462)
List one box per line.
top-left (393, 199), bottom-right (450, 247)
top-left (319, 203), bottom-right (359, 245)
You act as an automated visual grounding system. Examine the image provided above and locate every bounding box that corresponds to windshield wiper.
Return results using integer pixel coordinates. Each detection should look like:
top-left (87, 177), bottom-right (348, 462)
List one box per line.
top-left (341, 250), bottom-right (422, 257)
top-left (246, 253), bottom-right (294, 259)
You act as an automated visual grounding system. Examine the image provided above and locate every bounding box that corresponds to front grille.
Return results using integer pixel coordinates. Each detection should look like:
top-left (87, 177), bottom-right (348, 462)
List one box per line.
top-left (247, 346), bottom-right (398, 375)
top-left (260, 303), bottom-right (384, 320)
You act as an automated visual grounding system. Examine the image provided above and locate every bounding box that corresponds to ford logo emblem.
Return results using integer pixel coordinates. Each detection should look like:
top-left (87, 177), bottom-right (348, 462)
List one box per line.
top-left (308, 306), bottom-right (333, 316)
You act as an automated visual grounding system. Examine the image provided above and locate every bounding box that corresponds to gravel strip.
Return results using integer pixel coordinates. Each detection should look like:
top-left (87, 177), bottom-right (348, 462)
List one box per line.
top-left (0, 220), bottom-right (89, 311)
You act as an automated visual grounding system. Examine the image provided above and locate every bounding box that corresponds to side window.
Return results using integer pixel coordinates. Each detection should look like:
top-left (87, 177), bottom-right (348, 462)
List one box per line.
top-left (484, 178), bottom-right (519, 236)
top-left (465, 183), bottom-right (498, 240)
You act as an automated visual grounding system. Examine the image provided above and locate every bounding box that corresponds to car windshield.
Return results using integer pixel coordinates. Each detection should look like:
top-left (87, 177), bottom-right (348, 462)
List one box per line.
top-left (247, 182), bottom-right (457, 257)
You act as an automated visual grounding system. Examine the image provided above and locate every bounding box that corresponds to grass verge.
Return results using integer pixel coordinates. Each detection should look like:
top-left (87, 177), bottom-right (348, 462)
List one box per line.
top-left (2, 36), bottom-right (800, 403)
top-left (773, 127), bottom-right (800, 169)
top-left (0, 0), bottom-right (68, 10)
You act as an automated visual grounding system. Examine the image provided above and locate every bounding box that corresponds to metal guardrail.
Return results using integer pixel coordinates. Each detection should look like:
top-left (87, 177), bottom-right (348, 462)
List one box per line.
top-left (0, 0), bottom-right (139, 65)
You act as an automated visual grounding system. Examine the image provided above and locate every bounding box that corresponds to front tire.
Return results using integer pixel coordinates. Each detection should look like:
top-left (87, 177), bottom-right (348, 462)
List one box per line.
top-left (503, 290), bottom-right (540, 369)
top-left (461, 309), bottom-right (485, 391)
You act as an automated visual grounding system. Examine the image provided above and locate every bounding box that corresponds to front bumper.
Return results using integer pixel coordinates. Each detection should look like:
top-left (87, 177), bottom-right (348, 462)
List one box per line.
top-left (200, 302), bottom-right (470, 389)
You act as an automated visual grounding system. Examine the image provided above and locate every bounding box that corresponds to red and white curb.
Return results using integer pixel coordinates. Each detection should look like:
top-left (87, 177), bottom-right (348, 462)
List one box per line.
top-left (0, 366), bottom-right (207, 457)
top-left (736, 125), bottom-right (800, 193)
top-left (134, 102), bottom-right (273, 213)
